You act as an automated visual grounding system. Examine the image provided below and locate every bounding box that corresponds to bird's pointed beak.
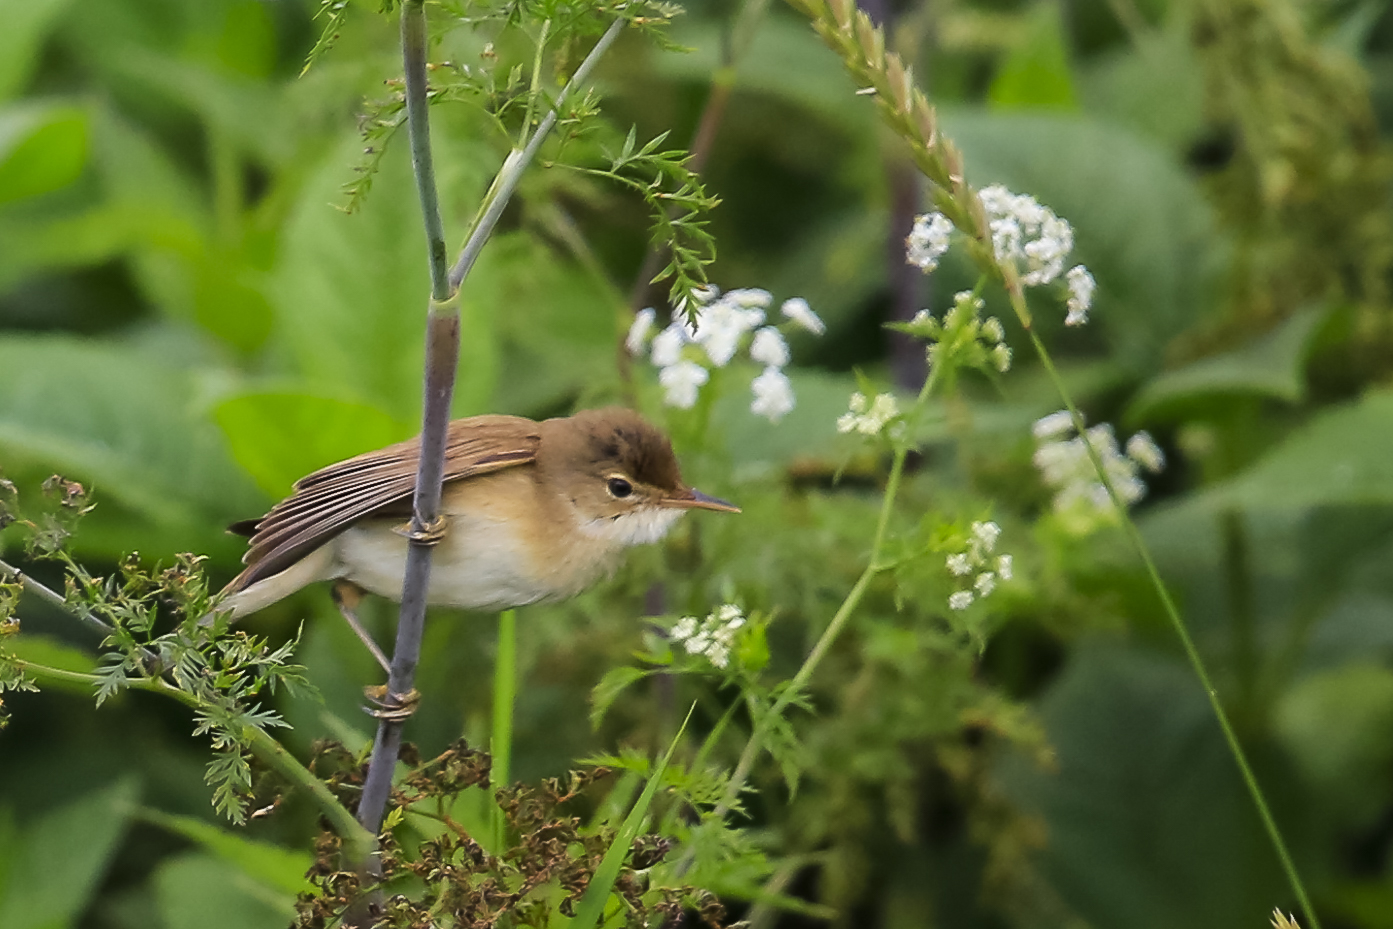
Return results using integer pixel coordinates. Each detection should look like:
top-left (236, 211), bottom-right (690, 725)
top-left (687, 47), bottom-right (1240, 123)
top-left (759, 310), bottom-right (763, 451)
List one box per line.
top-left (663, 487), bottom-right (741, 513)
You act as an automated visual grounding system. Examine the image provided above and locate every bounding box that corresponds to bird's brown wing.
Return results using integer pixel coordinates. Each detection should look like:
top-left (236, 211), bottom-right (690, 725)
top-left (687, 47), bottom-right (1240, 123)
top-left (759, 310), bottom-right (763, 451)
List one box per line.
top-left (225, 415), bottom-right (541, 593)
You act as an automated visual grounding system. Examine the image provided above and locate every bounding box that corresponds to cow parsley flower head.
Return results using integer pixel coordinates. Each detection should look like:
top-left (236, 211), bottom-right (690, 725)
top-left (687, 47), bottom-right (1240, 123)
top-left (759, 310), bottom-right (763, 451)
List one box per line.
top-left (837, 392), bottom-right (900, 436)
top-left (636, 286), bottom-right (823, 420)
top-left (1065, 265), bottom-right (1095, 326)
top-left (751, 367), bottom-right (795, 422)
top-left (906, 212), bottom-right (956, 272)
top-left (658, 360), bottom-right (708, 409)
top-left (781, 297), bottom-right (826, 335)
top-left (670, 604), bottom-right (747, 669)
top-left (750, 327), bottom-right (791, 367)
top-left (942, 519), bottom-right (1011, 611)
top-left (649, 323), bottom-right (686, 368)
top-left (1033, 412), bottom-right (1165, 533)
top-left (626, 307), bottom-right (657, 356)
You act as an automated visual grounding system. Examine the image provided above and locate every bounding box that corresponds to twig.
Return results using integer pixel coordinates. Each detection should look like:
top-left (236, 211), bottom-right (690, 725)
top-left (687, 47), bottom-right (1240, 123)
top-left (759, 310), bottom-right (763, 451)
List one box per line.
top-left (354, 8), bottom-right (628, 845)
top-left (0, 558), bottom-right (116, 640)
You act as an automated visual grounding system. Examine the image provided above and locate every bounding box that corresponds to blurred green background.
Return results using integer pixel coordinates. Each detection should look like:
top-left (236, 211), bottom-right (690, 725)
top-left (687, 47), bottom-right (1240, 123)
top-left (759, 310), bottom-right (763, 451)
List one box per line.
top-left (5, 0), bottom-right (1393, 926)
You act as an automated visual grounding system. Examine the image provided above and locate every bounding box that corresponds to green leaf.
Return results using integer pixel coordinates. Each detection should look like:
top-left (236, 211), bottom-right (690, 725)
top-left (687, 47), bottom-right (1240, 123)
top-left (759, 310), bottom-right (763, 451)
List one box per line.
top-left (272, 129), bottom-right (498, 422)
top-left (0, 778), bottom-right (138, 929)
top-left (1274, 664), bottom-right (1393, 824)
top-left (1164, 388), bottom-right (1393, 513)
top-left (153, 853), bottom-right (297, 929)
top-left (0, 334), bottom-right (265, 555)
top-left (1000, 643), bottom-right (1287, 929)
top-left (590, 664), bottom-right (652, 729)
top-left (1128, 306), bottom-right (1329, 423)
top-left (138, 807), bottom-right (315, 897)
top-left (570, 707), bottom-right (692, 929)
top-left (0, 0), bottom-right (72, 100)
top-left (987, 2), bottom-right (1079, 111)
top-left (0, 103), bottom-right (88, 206)
top-left (215, 391), bottom-right (411, 497)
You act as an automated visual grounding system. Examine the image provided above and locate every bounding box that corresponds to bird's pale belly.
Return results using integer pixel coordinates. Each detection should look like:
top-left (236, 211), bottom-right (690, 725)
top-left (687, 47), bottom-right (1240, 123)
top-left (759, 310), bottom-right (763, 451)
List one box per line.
top-left (333, 512), bottom-right (618, 612)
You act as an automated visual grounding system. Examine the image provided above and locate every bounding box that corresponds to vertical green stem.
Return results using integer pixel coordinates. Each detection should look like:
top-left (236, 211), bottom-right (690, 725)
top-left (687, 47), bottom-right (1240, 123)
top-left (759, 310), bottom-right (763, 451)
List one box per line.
top-left (1026, 328), bottom-right (1320, 929)
top-left (490, 608), bottom-right (517, 849)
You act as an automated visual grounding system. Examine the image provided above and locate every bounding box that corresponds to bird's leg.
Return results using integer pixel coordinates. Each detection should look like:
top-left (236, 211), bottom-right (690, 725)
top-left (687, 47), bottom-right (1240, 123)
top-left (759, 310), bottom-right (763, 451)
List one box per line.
top-left (332, 580), bottom-right (391, 675)
top-left (334, 580), bottom-right (422, 720)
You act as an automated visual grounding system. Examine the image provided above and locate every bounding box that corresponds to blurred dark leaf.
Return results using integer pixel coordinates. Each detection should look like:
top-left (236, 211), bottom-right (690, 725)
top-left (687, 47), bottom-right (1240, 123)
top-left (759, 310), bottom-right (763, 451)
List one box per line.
top-left (154, 852), bottom-right (297, 929)
top-left (140, 807), bottom-right (315, 896)
top-left (1128, 305), bottom-right (1329, 423)
top-left (0, 0), bottom-right (73, 101)
top-left (0, 778), bottom-right (138, 929)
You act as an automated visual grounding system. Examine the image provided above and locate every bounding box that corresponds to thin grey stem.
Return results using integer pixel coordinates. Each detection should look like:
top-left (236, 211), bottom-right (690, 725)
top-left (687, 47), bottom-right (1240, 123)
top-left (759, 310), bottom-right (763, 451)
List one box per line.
top-left (448, 18), bottom-right (624, 291)
top-left (356, 0), bottom-right (460, 843)
top-left (0, 558), bottom-right (107, 638)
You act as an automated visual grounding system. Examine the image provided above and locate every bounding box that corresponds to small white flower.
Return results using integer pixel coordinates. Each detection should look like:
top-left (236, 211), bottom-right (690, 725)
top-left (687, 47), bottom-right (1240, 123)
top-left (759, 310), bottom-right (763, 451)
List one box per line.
top-left (981, 317), bottom-right (1005, 343)
top-left (837, 391), bottom-right (900, 436)
top-left (659, 360), bottom-right (709, 409)
top-left (1065, 265), bottom-right (1095, 326)
top-left (996, 554), bottom-right (1013, 580)
top-left (1126, 431), bottom-right (1165, 472)
top-left (717, 604), bottom-right (744, 626)
top-left (781, 297), bottom-right (826, 335)
top-left (948, 591), bottom-right (974, 611)
top-left (971, 521), bottom-right (1001, 552)
top-left (626, 308), bottom-right (657, 356)
top-left (750, 327), bottom-right (791, 367)
top-left (751, 367), bottom-right (796, 422)
top-left (974, 572), bottom-right (997, 596)
top-left (728, 288), bottom-right (772, 309)
top-left (650, 324), bottom-right (686, 368)
top-left (692, 284), bottom-right (721, 305)
top-left (946, 553), bottom-right (972, 576)
top-left (672, 616), bottom-right (698, 641)
top-left (1032, 410), bottom-right (1075, 440)
top-left (907, 212), bottom-right (955, 272)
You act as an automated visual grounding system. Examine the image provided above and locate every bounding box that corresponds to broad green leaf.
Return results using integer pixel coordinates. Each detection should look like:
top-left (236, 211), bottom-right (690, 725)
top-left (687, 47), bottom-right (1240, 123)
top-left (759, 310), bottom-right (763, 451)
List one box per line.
top-left (0, 0), bottom-right (72, 100)
top-left (1160, 388), bottom-right (1393, 513)
top-left (1000, 643), bottom-right (1286, 929)
top-left (272, 130), bottom-right (498, 421)
top-left (1128, 306), bottom-right (1329, 423)
top-left (154, 853), bottom-right (297, 929)
top-left (0, 104), bottom-right (88, 206)
top-left (0, 334), bottom-right (265, 556)
top-left (1274, 664), bottom-right (1393, 822)
top-left (945, 111), bottom-right (1220, 366)
top-left (139, 807), bottom-right (315, 896)
top-left (1078, 26), bottom-right (1205, 149)
top-left (714, 369), bottom-right (861, 476)
top-left (0, 778), bottom-right (138, 929)
top-left (987, 2), bottom-right (1079, 111)
top-left (215, 391), bottom-right (411, 497)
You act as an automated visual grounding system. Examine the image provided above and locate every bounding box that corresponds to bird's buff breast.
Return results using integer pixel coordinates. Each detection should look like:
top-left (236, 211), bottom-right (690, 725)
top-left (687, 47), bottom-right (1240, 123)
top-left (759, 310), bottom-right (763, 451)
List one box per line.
top-left (331, 473), bottom-right (631, 612)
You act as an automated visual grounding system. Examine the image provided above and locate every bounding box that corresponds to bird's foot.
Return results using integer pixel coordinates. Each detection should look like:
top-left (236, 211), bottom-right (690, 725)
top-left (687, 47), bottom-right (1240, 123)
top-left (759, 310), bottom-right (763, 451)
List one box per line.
top-left (392, 514), bottom-right (449, 545)
top-left (333, 580), bottom-right (391, 674)
top-left (364, 684), bottom-right (420, 722)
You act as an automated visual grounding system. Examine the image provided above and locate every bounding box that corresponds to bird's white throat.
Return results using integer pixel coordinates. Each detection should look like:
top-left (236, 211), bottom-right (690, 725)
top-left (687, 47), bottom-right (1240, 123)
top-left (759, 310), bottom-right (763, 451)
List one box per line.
top-left (576, 506), bottom-right (686, 547)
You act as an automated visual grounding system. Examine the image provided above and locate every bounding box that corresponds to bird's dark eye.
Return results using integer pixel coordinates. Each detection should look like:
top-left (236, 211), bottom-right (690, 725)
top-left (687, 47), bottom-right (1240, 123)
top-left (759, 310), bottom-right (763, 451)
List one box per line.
top-left (607, 477), bottom-right (633, 498)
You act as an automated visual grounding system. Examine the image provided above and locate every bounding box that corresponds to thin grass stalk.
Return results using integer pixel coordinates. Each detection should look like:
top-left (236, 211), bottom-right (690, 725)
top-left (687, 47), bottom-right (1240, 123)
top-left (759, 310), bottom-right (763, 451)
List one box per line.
top-left (1024, 327), bottom-right (1321, 929)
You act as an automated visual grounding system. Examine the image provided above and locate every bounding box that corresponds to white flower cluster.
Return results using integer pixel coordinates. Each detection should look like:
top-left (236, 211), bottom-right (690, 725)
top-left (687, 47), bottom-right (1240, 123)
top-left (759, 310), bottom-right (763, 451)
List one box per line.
top-left (906, 212), bottom-right (955, 272)
top-left (670, 604), bottom-right (746, 669)
top-left (1032, 411), bottom-right (1165, 528)
top-left (945, 520), bottom-right (1012, 611)
top-left (904, 185), bottom-right (1095, 327)
top-left (627, 288), bottom-right (825, 423)
top-left (837, 391), bottom-right (901, 437)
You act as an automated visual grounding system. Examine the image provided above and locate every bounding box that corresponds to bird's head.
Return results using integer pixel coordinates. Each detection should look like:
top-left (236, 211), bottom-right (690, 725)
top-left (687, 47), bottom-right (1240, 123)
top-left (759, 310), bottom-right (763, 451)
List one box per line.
top-left (538, 407), bottom-right (739, 546)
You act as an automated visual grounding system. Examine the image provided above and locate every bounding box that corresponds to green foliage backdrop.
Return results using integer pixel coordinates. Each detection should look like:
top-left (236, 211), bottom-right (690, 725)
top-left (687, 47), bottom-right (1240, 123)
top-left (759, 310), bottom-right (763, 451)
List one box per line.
top-left (4, 0), bottom-right (1393, 926)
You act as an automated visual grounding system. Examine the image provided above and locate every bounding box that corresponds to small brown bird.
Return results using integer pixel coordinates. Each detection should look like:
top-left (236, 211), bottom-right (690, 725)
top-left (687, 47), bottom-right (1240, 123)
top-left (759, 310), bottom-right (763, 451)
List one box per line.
top-left (219, 407), bottom-right (737, 622)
